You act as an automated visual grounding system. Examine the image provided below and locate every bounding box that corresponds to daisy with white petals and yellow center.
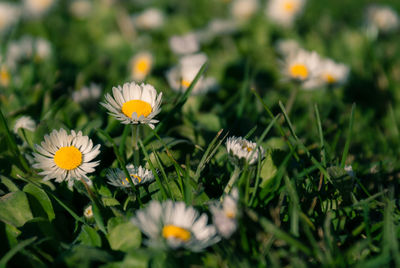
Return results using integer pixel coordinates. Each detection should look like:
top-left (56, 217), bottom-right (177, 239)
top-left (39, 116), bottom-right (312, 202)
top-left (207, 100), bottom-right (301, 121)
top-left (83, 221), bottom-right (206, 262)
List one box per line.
top-left (226, 136), bottom-right (265, 165)
top-left (130, 52), bottom-right (153, 82)
top-left (282, 49), bottom-right (321, 84)
top-left (266, 0), bottom-right (306, 27)
top-left (33, 129), bottom-right (101, 188)
top-left (210, 188), bottom-right (239, 239)
top-left (106, 164), bottom-right (154, 188)
top-left (132, 200), bottom-right (220, 251)
top-left (101, 82), bottom-right (162, 129)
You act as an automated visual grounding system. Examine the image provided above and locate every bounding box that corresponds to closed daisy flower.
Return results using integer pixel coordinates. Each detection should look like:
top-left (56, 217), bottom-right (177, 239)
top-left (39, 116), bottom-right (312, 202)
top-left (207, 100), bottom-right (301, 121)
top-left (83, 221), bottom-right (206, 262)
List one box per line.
top-left (13, 116), bottom-right (36, 134)
top-left (210, 188), bottom-right (239, 239)
top-left (226, 136), bottom-right (264, 165)
top-left (282, 49), bottom-right (321, 84)
top-left (132, 200), bottom-right (220, 251)
top-left (33, 129), bottom-right (101, 188)
top-left (101, 82), bottom-right (162, 129)
top-left (266, 0), bottom-right (306, 27)
top-left (129, 51), bottom-right (153, 82)
top-left (106, 164), bottom-right (154, 188)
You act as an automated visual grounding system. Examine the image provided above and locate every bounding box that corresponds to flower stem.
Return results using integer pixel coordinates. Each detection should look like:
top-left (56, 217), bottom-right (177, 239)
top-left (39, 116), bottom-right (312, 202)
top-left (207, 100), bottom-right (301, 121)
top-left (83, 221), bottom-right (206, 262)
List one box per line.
top-left (285, 84), bottom-right (299, 116)
top-left (223, 165), bottom-right (241, 197)
top-left (132, 124), bottom-right (140, 167)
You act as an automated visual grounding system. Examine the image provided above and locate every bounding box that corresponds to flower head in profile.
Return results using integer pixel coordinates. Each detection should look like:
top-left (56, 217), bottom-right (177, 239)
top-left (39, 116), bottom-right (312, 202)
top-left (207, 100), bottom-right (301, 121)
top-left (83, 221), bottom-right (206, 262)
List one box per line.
top-left (84, 205), bottom-right (94, 220)
top-left (231, 0), bottom-right (259, 22)
top-left (101, 82), bottom-right (162, 129)
top-left (13, 116), bottom-right (36, 134)
top-left (226, 136), bottom-right (265, 165)
top-left (169, 33), bottom-right (200, 55)
top-left (130, 51), bottom-right (153, 82)
top-left (365, 5), bottom-right (399, 35)
top-left (0, 3), bottom-right (20, 35)
top-left (106, 164), bottom-right (154, 188)
top-left (23, 0), bottom-right (55, 17)
top-left (266, 0), bottom-right (306, 27)
top-left (166, 53), bottom-right (217, 95)
top-left (282, 49), bottom-right (321, 84)
top-left (33, 129), bottom-right (101, 188)
top-left (210, 188), bottom-right (239, 239)
top-left (133, 8), bottom-right (165, 31)
top-left (132, 200), bottom-right (220, 251)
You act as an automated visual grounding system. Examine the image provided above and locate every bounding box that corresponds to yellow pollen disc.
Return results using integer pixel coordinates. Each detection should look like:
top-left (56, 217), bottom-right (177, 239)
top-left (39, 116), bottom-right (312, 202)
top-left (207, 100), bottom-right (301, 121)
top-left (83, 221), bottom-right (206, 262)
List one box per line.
top-left (121, 100), bottom-right (152, 118)
top-left (123, 174), bottom-right (142, 184)
top-left (162, 225), bottom-right (191, 242)
top-left (289, 64), bottom-right (309, 80)
top-left (54, 146), bottom-right (82, 170)
top-left (134, 58), bottom-right (150, 74)
top-left (226, 211), bottom-right (236, 219)
top-left (181, 79), bottom-right (191, 88)
top-left (242, 145), bottom-right (253, 152)
top-left (324, 73), bottom-right (337, 84)
top-left (0, 67), bottom-right (10, 87)
top-left (283, 2), bottom-right (296, 12)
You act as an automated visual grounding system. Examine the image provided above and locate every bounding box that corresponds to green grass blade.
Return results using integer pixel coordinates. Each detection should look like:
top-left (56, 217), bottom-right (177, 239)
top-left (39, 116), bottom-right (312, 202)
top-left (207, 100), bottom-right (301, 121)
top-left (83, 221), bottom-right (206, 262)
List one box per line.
top-left (0, 237), bottom-right (37, 268)
top-left (340, 104), bottom-right (356, 168)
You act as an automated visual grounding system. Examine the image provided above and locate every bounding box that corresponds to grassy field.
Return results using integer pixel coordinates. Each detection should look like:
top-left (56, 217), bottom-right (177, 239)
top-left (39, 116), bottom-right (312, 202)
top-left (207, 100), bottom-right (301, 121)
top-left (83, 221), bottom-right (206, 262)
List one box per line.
top-left (1, 0), bottom-right (400, 267)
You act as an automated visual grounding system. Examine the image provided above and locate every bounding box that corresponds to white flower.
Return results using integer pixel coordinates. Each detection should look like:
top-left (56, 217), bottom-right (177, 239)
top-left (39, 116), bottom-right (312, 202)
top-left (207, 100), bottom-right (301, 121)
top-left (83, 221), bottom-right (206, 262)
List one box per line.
top-left (69, 0), bottom-right (92, 19)
top-left (282, 49), bottom-right (321, 84)
top-left (366, 5), bottom-right (399, 34)
top-left (129, 51), bottom-right (153, 82)
top-left (210, 188), bottom-right (239, 239)
top-left (6, 36), bottom-right (52, 68)
top-left (275, 39), bottom-right (301, 56)
top-left (231, 0), bottom-right (259, 22)
top-left (132, 200), bottom-right (220, 251)
top-left (35, 38), bottom-right (52, 61)
top-left (106, 164), bottom-right (154, 188)
top-left (303, 58), bottom-right (350, 90)
top-left (266, 0), bottom-right (306, 27)
top-left (13, 116), bottom-right (36, 134)
top-left (72, 83), bottom-right (102, 104)
top-left (24, 0), bottom-right (55, 17)
top-left (0, 3), bottom-right (20, 34)
top-left (33, 129), bottom-right (101, 188)
top-left (226, 136), bottom-right (265, 165)
top-left (101, 82), bottom-right (162, 129)
top-left (133, 8), bottom-right (165, 30)
top-left (169, 33), bottom-right (200, 55)
top-left (345, 165), bottom-right (355, 178)
top-left (84, 205), bottom-right (93, 219)
top-left (166, 53), bottom-right (217, 95)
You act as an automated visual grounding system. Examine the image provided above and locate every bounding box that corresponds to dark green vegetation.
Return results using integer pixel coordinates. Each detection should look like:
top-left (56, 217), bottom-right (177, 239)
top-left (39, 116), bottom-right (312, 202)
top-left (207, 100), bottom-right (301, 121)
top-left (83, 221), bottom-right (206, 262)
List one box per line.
top-left (1, 0), bottom-right (400, 267)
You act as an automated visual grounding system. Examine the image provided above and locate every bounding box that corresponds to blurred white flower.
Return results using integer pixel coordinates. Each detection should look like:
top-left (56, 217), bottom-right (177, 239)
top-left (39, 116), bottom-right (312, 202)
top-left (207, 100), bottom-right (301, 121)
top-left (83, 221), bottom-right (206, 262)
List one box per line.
top-left (169, 33), bottom-right (200, 55)
top-left (166, 53), bottom-right (217, 95)
top-left (231, 0), bottom-right (259, 22)
top-left (84, 205), bottom-right (93, 220)
top-left (133, 8), bottom-right (165, 30)
top-left (210, 188), bottom-right (239, 239)
top-left (72, 83), bottom-right (102, 104)
top-left (266, 0), bottom-right (306, 27)
top-left (132, 200), bottom-right (220, 251)
top-left (6, 36), bottom-right (52, 68)
top-left (106, 164), bottom-right (154, 188)
top-left (0, 65), bottom-right (11, 87)
top-left (69, 0), bottom-right (92, 19)
top-left (281, 49), bottom-right (321, 85)
top-left (226, 136), bottom-right (265, 165)
top-left (275, 39), bottom-right (301, 56)
top-left (0, 3), bottom-right (21, 35)
top-left (129, 51), bottom-right (153, 82)
top-left (35, 38), bottom-right (52, 61)
top-left (196, 19), bottom-right (238, 43)
top-left (13, 116), bottom-right (36, 134)
top-left (24, 0), bottom-right (55, 17)
top-left (366, 5), bottom-right (399, 35)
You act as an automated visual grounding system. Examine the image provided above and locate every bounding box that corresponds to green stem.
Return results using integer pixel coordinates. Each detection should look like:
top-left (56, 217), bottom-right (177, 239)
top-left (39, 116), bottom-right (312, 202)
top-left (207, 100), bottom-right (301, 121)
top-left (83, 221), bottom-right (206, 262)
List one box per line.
top-left (285, 84), bottom-right (299, 116)
top-left (223, 165), bottom-right (241, 197)
top-left (132, 124), bottom-right (140, 167)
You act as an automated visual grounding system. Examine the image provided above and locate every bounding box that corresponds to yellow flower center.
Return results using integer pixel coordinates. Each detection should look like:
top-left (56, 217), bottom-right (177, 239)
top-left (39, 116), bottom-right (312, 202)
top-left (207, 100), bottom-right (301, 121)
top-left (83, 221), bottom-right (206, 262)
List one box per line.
top-left (181, 79), bottom-right (191, 88)
top-left (242, 145), bottom-right (253, 152)
top-left (54, 146), bottom-right (82, 170)
top-left (323, 73), bottom-right (337, 84)
top-left (289, 64), bottom-right (309, 80)
top-left (162, 225), bottom-right (191, 242)
top-left (35, 0), bottom-right (52, 9)
top-left (121, 100), bottom-right (152, 118)
top-left (226, 211), bottom-right (236, 219)
top-left (122, 174), bottom-right (142, 185)
top-left (134, 58), bottom-right (150, 74)
top-left (0, 67), bottom-right (10, 87)
top-left (283, 1), bottom-right (296, 12)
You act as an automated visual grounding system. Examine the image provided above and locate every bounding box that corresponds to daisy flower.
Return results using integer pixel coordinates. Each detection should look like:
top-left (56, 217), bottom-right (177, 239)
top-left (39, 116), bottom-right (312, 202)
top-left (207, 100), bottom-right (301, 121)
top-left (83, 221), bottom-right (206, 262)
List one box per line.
top-left (129, 51), bottom-right (153, 82)
top-left (266, 0), bottom-right (306, 27)
top-left (106, 164), bottom-right (154, 188)
top-left (69, 0), bottom-right (92, 19)
top-left (101, 82), bottom-right (162, 129)
top-left (169, 33), bottom-right (200, 55)
top-left (33, 129), bottom-right (101, 188)
top-left (23, 0), bottom-right (55, 17)
top-left (72, 83), bottom-right (102, 104)
top-left (133, 8), bottom-right (165, 31)
top-left (13, 116), bottom-right (36, 134)
top-left (226, 136), bottom-right (265, 165)
top-left (210, 188), bottom-right (239, 239)
top-left (132, 200), bottom-right (220, 251)
top-left (275, 39), bottom-right (301, 56)
top-left (366, 5), bottom-right (399, 34)
top-left (282, 49), bottom-right (321, 84)
top-left (0, 3), bottom-right (20, 35)
top-left (84, 205), bottom-right (94, 220)
top-left (0, 65), bottom-right (11, 87)
top-left (231, 0), bottom-right (259, 22)
top-left (166, 53), bottom-right (217, 95)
